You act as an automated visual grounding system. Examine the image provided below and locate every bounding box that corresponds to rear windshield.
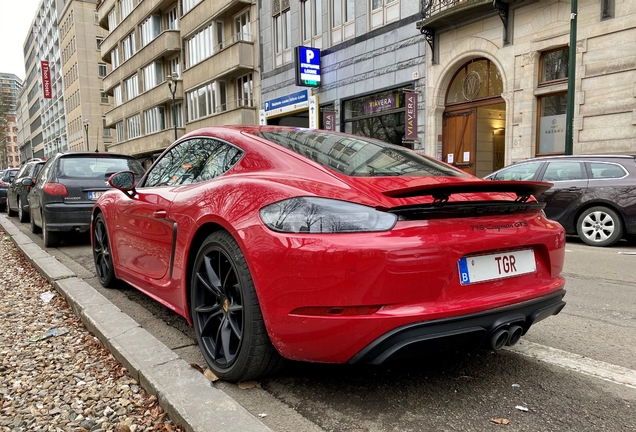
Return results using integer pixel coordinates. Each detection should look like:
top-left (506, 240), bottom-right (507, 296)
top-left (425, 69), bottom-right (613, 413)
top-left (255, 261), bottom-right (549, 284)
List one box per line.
top-left (58, 157), bottom-right (145, 179)
top-left (252, 130), bottom-right (466, 178)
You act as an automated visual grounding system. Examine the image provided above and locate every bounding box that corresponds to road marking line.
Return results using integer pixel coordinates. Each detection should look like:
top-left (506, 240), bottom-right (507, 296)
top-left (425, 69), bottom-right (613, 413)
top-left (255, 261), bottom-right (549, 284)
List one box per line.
top-left (506, 340), bottom-right (636, 389)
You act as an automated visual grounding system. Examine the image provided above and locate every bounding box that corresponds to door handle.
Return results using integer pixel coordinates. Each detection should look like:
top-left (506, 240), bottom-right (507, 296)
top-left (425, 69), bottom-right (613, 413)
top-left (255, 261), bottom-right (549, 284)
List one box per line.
top-left (566, 187), bottom-right (581, 191)
top-left (153, 210), bottom-right (167, 218)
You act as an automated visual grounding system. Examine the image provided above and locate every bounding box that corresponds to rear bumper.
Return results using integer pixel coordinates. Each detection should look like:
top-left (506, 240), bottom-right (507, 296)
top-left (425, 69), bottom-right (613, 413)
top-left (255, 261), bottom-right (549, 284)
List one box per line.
top-left (349, 289), bottom-right (566, 364)
top-left (43, 203), bottom-right (94, 232)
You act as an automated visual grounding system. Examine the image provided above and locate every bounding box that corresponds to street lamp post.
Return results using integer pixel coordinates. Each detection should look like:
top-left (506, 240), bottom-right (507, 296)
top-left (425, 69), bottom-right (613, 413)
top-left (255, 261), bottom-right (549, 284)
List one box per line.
top-left (167, 73), bottom-right (179, 141)
top-left (83, 119), bottom-right (90, 152)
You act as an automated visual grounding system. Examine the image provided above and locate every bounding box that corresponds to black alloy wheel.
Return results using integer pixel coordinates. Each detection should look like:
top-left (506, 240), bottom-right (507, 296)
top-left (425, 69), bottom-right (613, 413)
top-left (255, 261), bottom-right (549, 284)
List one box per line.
top-left (191, 231), bottom-right (284, 381)
top-left (18, 196), bottom-right (28, 223)
top-left (42, 213), bottom-right (60, 248)
top-left (577, 206), bottom-right (623, 247)
top-left (30, 210), bottom-right (41, 234)
top-left (93, 213), bottom-right (117, 287)
top-left (6, 198), bottom-right (16, 216)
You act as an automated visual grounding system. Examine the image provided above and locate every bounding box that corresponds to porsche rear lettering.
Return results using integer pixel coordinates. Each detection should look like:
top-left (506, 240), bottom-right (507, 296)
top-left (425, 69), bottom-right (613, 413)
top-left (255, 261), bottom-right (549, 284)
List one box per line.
top-left (471, 222), bottom-right (529, 231)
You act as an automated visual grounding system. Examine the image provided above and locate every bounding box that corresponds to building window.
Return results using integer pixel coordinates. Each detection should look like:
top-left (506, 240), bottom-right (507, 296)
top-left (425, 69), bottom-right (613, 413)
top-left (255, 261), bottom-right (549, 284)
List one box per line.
top-left (111, 47), bottom-right (120, 69)
top-left (108, 8), bottom-right (117, 31)
top-left (601, 0), bottom-right (614, 20)
top-left (174, 102), bottom-right (184, 127)
top-left (98, 63), bottom-right (107, 78)
top-left (537, 93), bottom-right (567, 155)
top-left (142, 62), bottom-right (164, 92)
top-left (370, 0), bottom-right (399, 30)
top-left (186, 81), bottom-right (227, 122)
top-left (273, 5), bottom-right (291, 67)
top-left (169, 56), bottom-right (180, 77)
top-left (236, 73), bottom-right (253, 107)
top-left (182, 0), bottom-right (202, 15)
top-left (167, 7), bottom-right (179, 30)
top-left (127, 114), bottom-right (141, 139)
top-left (94, 11), bottom-right (100, 25)
top-left (301, 0), bottom-right (322, 47)
top-left (234, 10), bottom-right (251, 42)
top-left (144, 106), bottom-right (166, 134)
top-left (540, 48), bottom-right (569, 84)
top-left (124, 74), bottom-right (139, 100)
top-left (122, 32), bottom-right (136, 62)
top-left (186, 22), bottom-right (223, 68)
top-left (113, 85), bottom-right (123, 106)
top-left (331, 0), bottom-right (354, 44)
top-left (115, 121), bottom-right (124, 142)
top-left (96, 37), bottom-right (104, 50)
top-left (102, 117), bottom-right (112, 137)
top-left (140, 15), bottom-right (161, 48)
top-left (446, 59), bottom-right (503, 105)
top-left (120, 0), bottom-right (133, 21)
top-left (100, 90), bottom-right (109, 104)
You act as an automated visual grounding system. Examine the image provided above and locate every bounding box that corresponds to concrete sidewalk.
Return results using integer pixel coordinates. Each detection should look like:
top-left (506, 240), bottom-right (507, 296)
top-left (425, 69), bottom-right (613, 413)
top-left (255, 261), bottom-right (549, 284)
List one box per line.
top-left (0, 214), bottom-right (271, 432)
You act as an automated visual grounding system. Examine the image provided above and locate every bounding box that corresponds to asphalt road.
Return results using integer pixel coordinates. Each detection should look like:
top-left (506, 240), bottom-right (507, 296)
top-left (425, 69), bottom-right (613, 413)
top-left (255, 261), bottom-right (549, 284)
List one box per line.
top-left (5, 217), bottom-right (636, 432)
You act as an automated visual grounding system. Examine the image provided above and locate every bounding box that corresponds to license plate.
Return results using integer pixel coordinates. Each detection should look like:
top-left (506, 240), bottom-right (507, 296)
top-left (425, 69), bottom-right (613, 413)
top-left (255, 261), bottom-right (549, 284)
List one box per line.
top-left (88, 191), bottom-right (104, 200)
top-left (458, 249), bottom-right (536, 285)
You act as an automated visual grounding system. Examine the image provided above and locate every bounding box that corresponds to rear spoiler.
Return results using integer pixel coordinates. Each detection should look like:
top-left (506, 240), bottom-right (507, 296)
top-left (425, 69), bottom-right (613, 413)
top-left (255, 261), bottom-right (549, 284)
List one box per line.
top-left (382, 180), bottom-right (553, 203)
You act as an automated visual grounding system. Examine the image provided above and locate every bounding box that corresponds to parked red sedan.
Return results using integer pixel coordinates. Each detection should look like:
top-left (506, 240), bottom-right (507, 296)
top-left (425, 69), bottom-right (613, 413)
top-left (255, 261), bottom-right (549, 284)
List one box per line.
top-left (92, 126), bottom-right (566, 381)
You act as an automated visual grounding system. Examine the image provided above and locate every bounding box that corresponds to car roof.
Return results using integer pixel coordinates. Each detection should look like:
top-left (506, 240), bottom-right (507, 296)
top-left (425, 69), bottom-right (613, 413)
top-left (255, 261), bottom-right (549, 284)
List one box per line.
top-left (515, 154), bottom-right (636, 163)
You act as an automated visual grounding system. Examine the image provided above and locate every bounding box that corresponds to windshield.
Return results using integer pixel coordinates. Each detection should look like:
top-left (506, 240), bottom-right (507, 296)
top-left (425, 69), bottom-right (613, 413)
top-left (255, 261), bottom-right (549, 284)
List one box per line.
top-left (252, 130), bottom-right (466, 178)
top-left (58, 157), bottom-right (145, 179)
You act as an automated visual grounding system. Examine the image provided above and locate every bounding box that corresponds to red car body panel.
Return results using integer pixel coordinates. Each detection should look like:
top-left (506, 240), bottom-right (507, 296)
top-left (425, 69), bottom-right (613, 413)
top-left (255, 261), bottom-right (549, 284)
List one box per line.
top-left (92, 126), bottom-right (566, 365)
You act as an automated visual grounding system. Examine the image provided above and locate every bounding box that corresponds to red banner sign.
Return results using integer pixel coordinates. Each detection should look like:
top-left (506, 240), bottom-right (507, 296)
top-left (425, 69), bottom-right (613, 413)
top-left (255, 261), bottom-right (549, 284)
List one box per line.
top-left (404, 92), bottom-right (418, 141)
top-left (41, 61), bottom-right (52, 99)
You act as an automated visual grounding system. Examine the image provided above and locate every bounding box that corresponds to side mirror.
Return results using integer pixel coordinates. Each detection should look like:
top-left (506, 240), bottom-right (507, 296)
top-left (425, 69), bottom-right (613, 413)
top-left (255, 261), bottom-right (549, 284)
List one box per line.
top-left (21, 178), bottom-right (33, 186)
top-left (108, 171), bottom-right (136, 192)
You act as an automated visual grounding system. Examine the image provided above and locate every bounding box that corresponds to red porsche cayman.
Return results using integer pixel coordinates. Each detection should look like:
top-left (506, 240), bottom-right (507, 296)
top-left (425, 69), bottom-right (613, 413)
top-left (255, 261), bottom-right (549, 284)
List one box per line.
top-left (91, 126), bottom-right (566, 381)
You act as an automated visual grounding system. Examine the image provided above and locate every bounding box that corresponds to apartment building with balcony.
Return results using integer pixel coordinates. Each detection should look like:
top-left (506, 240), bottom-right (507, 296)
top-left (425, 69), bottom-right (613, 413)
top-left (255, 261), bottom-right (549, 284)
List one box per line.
top-left (259, 1), bottom-right (426, 150)
top-left (60, 0), bottom-right (112, 153)
top-left (20, 0), bottom-right (68, 160)
top-left (97, 0), bottom-right (260, 163)
top-left (0, 73), bottom-right (23, 168)
top-left (417, 0), bottom-right (636, 177)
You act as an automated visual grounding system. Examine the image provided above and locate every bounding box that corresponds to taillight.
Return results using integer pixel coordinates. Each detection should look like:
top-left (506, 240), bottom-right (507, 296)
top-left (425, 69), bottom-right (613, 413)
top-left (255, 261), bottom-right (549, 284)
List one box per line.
top-left (43, 183), bottom-right (69, 197)
top-left (0, 181), bottom-right (7, 187)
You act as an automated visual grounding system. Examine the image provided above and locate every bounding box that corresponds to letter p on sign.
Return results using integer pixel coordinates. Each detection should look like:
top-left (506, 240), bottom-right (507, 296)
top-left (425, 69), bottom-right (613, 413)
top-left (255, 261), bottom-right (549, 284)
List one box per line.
top-left (306, 50), bottom-right (314, 63)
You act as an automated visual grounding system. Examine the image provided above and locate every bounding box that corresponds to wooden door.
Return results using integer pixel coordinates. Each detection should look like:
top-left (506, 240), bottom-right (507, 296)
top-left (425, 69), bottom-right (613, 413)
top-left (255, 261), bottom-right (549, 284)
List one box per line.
top-left (442, 109), bottom-right (476, 175)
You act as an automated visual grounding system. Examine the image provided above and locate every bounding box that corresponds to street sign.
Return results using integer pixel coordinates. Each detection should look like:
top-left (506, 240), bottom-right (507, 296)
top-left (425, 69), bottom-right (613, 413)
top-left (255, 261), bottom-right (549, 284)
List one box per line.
top-left (263, 89), bottom-right (310, 118)
top-left (295, 46), bottom-right (321, 88)
top-left (308, 95), bottom-right (318, 129)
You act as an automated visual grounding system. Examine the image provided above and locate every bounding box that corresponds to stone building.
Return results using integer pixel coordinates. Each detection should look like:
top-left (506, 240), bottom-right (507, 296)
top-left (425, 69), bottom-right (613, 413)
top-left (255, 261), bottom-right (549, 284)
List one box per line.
top-left (418, 0), bottom-right (636, 177)
top-left (96, 0), bottom-right (260, 165)
top-left (60, 0), bottom-right (112, 153)
top-left (0, 73), bottom-right (22, 168)
top-left (258, 0), bottom-right (426, 149)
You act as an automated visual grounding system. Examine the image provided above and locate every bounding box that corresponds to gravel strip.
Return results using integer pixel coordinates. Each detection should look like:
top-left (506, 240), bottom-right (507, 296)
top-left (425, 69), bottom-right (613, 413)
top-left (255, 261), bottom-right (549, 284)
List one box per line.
top-left (0, 232), bottom-right (185, 432)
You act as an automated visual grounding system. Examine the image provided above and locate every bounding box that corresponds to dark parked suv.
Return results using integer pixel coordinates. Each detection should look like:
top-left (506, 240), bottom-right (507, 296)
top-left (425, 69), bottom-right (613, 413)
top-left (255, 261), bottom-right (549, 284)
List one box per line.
top-left (486, 155), bottom-right (636, 247)
top-left (28, 152), bottom-right (145, 247)
top-left (6, 159), bottom-right (45, 222)
top-left (0, 168), bottom-right (19, 212)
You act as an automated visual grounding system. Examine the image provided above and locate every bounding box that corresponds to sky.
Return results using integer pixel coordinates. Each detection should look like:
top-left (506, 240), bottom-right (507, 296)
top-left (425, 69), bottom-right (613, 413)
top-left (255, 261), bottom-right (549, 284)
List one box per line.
top-left (0, 0), bottom-right (43, 80)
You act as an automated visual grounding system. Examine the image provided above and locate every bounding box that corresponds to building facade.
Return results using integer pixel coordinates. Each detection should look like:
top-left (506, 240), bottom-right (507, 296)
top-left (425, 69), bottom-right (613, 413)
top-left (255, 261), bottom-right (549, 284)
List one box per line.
top-left (0, 73), bottom-right (23, 168)
top-left (418, 0), bottom-right (636, 177)
top-left (259, 1), bottom-right (426, 150)
top-left (20, 0), bottom-right (68, 160)
top-left (96, 0), bottom-right (260, 165)
top-left (60, 0), bottom-right (112, 153)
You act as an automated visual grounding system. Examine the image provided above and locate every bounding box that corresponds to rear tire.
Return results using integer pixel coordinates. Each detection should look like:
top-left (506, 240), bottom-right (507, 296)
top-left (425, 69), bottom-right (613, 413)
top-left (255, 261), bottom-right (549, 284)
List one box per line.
top-left (42, 213), bottom-right (61, 248)
top-left (30, 211), bottom-right (41, 234)
top-left (17, 196), bottom-right (28, 222)
top-left (577, 206), bottom-right (623, 247)
top-left (93, 213), bottom-right (118, 288)
top-left (6, 198), bottom-right (16, 216)
top-left (191, 231), bottom-right (284, 381)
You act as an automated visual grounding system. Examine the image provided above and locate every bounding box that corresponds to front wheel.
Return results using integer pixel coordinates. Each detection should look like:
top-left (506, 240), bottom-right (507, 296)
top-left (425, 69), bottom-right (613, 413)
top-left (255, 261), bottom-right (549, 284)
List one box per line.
top-left (6, 198), bottom-right (16, 217)
top-left (191, 231), bottom-right (284, 381)
top-left (577, 206), bottom-right (623, 247)
top-left (93, 213), bottom-right (118, 288)
top-left (18, 196), bottom-right (28, 222)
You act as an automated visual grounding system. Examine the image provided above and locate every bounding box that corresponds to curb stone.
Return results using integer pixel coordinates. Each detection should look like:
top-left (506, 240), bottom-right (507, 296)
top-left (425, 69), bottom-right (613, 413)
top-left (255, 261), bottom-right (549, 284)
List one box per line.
top-left (0, 214), bottom-right (272, 432)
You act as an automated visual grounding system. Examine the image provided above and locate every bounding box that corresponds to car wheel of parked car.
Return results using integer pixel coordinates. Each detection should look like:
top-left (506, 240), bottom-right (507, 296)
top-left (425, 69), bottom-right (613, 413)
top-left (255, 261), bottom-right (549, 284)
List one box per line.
top-left (17, 197), bottom-right (28, 223)
top-left (6, 199), bottom-right (16, 217)
top-left (191, 231), bottom-right (284, 382)
top-left (42, 214), bottom-right (61, 248)
top-left (93, 213), bottom-right (117, 288)
top-left (30, 211), bottom-right (41, 234)
top-left (577, 206), bottom-right (623, 247)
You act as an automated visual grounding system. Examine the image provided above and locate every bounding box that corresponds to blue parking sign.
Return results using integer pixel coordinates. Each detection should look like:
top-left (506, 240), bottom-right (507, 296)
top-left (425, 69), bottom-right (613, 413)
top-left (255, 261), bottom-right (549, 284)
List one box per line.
top-left (295, 46), bottom-right (321, 87)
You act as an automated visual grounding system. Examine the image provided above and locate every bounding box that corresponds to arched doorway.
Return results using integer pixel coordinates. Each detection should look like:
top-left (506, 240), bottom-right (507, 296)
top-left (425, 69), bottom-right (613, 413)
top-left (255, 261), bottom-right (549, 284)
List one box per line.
top-left (443, 59), bottom-right (506, 177)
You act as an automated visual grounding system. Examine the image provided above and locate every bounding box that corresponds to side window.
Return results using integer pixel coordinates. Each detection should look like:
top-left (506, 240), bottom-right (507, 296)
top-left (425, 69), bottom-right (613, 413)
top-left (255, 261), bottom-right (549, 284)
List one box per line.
top-left (16, 165), bottom-right (30, 179)
top-left (143, 138), bottom-right (243, 187)
top-left (36, 159), bottom-right (55, 186)
top-left (542, 161), bottom-right (584, 182)
top-left (588, 162), bottom-right (626, 179)
top-left (491, 162), bottom-right (542, 181)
